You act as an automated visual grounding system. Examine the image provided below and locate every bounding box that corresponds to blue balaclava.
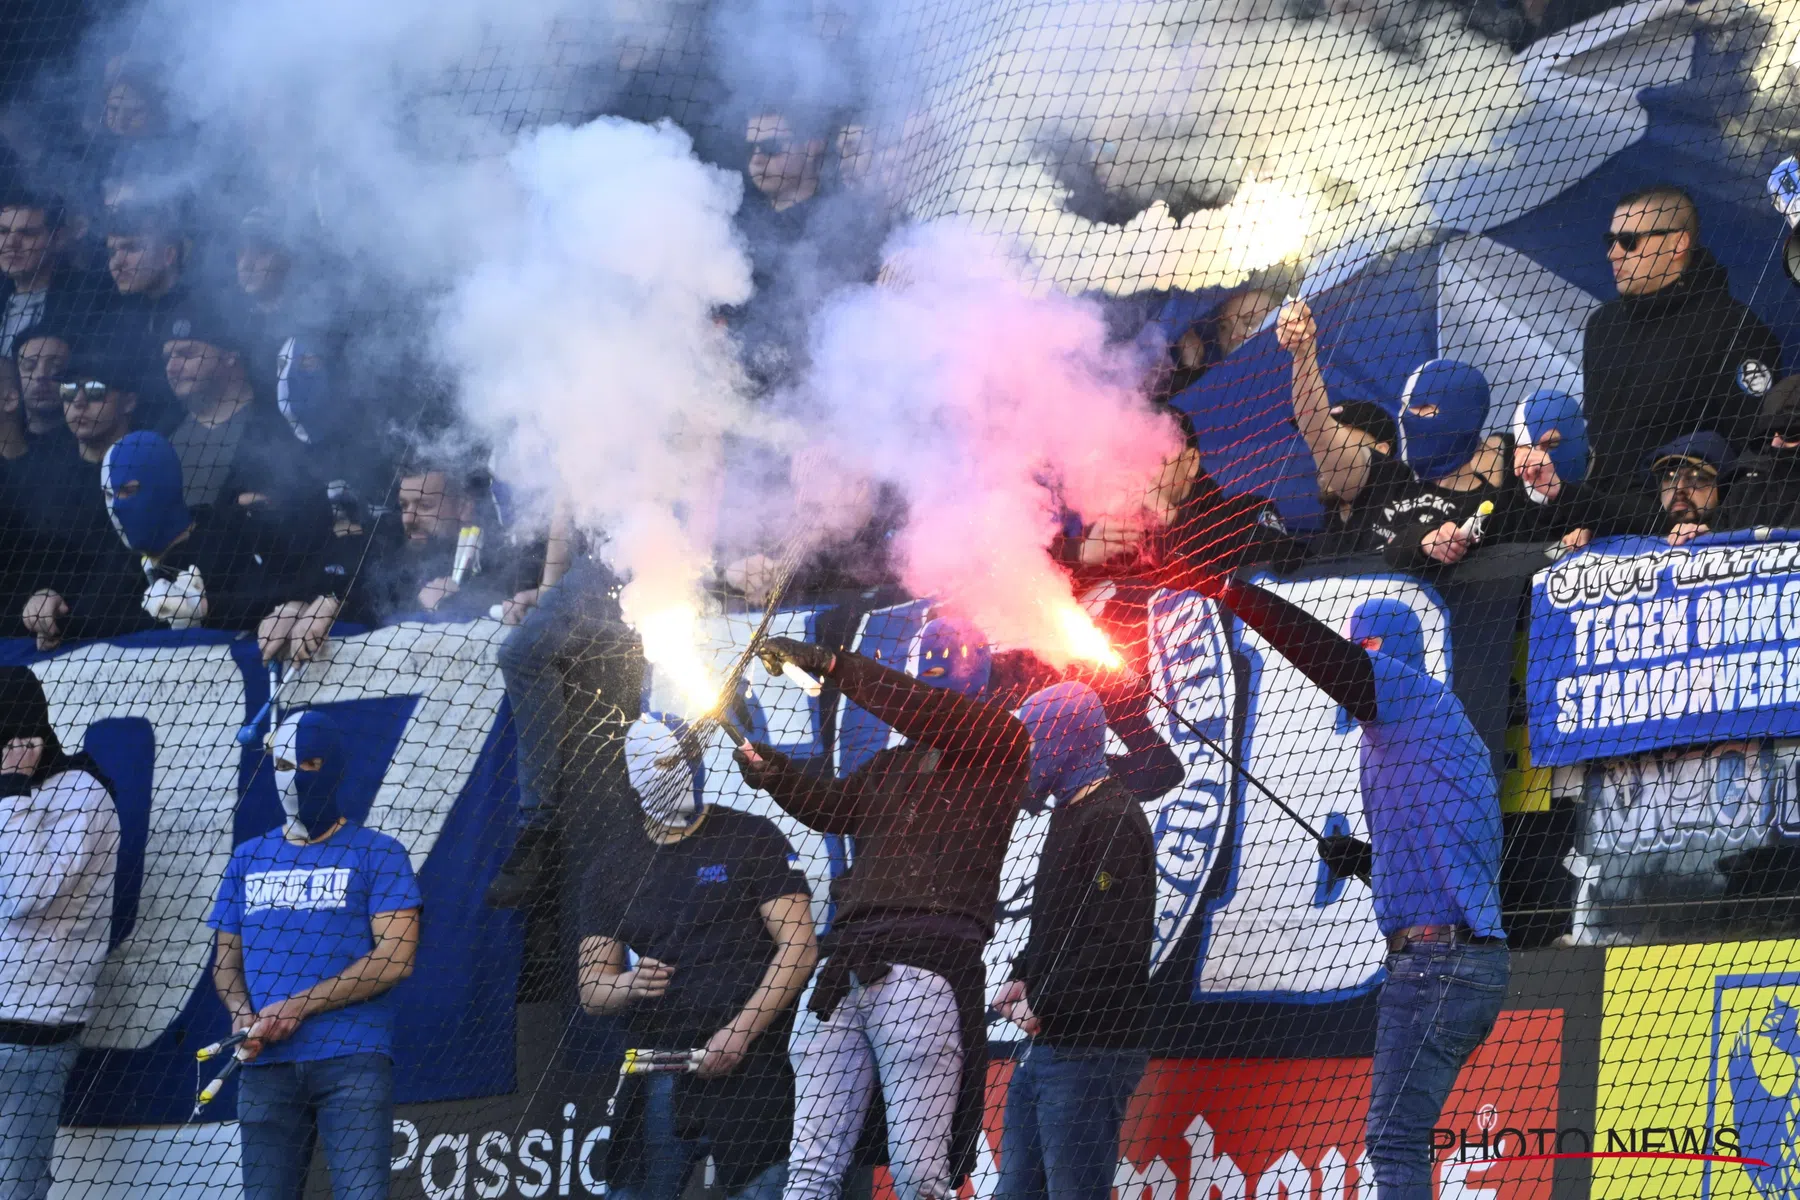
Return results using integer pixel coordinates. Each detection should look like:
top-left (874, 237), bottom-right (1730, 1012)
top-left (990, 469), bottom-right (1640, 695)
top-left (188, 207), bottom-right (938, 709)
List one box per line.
top-left (1347, 597), bottom-right (1427, 675)
top-left (102, 431), bottom-right (192, 558)
top-left (914, 618), bottom-right (992, 697)
top-left (276, 335), bottom-right (336, 445)
top-left (1397, 359), bottom-right (1491, 482)
top-left (1018, 682), bottom-right (1110, 806)
top-left (1513, 388), bottom-right (1590, 499)
top-left (271, 709), bottom-right (348, 840)
top-left (625, 713), bottom-right (706, 828)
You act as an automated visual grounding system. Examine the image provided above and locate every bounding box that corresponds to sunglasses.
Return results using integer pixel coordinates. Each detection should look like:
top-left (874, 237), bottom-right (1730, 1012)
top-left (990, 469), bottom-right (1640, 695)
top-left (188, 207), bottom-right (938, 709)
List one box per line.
top-left (1655, 464), bottom-right (1718, 489)
top-left (1604, 228), bottom-right (1686, 252)
top-left (57, 379), bottom-right (110, 405)
top-left (749, 138), bottom-right (792, 157)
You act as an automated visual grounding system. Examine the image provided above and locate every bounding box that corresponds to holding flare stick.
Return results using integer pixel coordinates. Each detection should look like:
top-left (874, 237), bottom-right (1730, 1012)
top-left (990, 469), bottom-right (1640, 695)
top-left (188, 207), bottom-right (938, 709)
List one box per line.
top-left (190, 1051), bottom-right (245, 1120)
top-left (621, 1047), bottom-right (705, 1075)
top-left (1457, 499), bottom-right (1495, 541)
top-left (195, 1029), bottom-right (250, 1062)
top-left (780, 661), bottom-right (823, 697)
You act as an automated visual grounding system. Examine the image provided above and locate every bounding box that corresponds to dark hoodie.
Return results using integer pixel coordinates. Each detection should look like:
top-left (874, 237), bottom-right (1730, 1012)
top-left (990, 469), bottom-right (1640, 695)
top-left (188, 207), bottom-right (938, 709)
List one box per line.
top-left (0, 666), bottom-right (111, 801)
top-left (1582, 246), bottom-right (1782, 495)
top-left (1718, 378), bottom-right (1800, 533)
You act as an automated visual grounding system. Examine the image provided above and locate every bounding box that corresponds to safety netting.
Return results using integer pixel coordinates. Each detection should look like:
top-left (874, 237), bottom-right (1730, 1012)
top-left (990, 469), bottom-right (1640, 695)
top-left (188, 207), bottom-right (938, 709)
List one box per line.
top-left (1, 0), bottom-right (1799, 1198)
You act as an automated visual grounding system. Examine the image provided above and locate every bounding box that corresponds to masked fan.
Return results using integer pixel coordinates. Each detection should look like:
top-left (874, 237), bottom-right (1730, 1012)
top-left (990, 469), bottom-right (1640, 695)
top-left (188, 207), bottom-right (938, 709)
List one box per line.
top-left (578, 713), bottom-right (816, 1200)
top-left (207, 708), bottom-right (421, 1200)
top-left (1199, 578), bottom-right (1505, 1200)
top-left (734, 619), bottom-right (1027, 1200)
top-left (993, 682), bottom-right (1154, 1200)
top-left (0, 665), bottom-right (117, 1200)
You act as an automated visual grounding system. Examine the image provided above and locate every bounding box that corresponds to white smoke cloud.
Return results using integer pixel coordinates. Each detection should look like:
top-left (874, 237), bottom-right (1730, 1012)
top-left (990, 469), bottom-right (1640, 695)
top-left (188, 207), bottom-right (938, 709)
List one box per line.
top-left (437, 117), bottom-right (755, 640)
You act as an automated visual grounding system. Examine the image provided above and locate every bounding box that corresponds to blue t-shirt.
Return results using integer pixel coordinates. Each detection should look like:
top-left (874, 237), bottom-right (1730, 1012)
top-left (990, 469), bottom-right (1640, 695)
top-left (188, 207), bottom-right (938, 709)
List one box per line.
top-left (207, 823), bottom-right (422, 1063)
top-left (1359, 653), bottom-right (1505, 940)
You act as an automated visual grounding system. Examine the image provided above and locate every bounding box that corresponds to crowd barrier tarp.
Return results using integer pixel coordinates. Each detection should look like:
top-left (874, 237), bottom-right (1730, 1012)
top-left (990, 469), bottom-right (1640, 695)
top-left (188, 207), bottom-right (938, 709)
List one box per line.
top-left (1527, 531), bottom-right (1800, 768)
top-left (0, 619), bottom-right (524, 1137)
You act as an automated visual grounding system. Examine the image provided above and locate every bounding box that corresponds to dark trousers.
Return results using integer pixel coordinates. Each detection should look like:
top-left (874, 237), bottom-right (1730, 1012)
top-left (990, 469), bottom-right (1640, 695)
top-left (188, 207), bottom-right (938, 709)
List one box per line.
top-left (237, 1052), bottom-right (393, 1200)
top-left (996, 1041), bottom-right (1146, 1200)
top-left (1367, 943), bottom-right (1508, 1199)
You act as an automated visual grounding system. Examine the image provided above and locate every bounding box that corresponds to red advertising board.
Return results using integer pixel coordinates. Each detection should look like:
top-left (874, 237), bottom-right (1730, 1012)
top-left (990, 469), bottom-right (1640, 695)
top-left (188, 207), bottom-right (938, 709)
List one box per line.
top-left (880, 1010), bottom-right (1563, 1200)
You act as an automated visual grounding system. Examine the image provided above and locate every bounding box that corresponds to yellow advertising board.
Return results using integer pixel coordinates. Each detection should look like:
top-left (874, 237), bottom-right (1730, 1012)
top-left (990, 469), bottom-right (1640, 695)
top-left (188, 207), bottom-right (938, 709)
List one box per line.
top-left (1598, 938), bottom-right (1800, 1199)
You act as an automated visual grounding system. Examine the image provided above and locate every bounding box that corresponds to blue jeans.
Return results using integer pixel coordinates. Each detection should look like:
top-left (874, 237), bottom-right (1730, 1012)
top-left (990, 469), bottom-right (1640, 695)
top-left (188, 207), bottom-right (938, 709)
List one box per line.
top-left (0, 1041), bottom-right (78, 1200)
top-left (612, 1073), bottom-right (788, 1200)
top-left (1368, 944), bottom-right (1508, 1200)
top-left (237, 1052), bottom-right (393, 1200)
top-left (996, 1042), bottom-right (1145, 1200)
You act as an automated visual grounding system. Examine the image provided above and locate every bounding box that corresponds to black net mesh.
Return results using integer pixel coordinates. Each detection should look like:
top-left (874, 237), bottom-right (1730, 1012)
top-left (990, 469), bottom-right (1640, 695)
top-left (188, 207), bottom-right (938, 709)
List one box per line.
top-left (0, 1), bottom-right (1797, 1198)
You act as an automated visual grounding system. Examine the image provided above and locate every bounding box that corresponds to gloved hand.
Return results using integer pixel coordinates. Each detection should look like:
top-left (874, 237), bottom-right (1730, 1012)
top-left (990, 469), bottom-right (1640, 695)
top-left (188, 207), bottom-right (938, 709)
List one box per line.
top-left (1317, 834), bottom-right (1373, 883)
top-left (756, 637), bottom-right (836, 680)
top-left (733, 743), bottom-right (784, 791)
top-left (144, 565), bottom-right (208, 628)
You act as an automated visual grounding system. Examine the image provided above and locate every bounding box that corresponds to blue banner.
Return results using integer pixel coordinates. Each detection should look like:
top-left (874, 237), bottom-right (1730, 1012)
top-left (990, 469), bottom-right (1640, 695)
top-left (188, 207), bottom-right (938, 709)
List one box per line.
top-left (1528, 532), bottom-right (1800, 767)
top-left (0, 620), bottom-right (523, 1127)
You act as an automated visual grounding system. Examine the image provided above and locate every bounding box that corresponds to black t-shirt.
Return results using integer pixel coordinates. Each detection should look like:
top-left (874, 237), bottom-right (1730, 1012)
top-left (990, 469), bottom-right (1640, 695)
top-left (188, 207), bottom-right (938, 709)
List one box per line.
top-left (1374, 435), bottom-right (1526, 568)
top-left (1309, 448), bottom-right (1415, 558)
top-left (581, 806), bottom-right (810, 1049)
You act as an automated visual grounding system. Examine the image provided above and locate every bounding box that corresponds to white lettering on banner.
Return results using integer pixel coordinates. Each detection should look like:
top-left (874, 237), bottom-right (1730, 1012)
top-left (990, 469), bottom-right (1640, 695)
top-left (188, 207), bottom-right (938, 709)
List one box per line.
top-left (279, 619), bottom-right (508, 872)
top-left (35, 642), bottom-right (246, 1051)
top-left (1185, 1115), bottom-right (1247, 1200)
top-left (243, 867), bottom-right (352, 913)
top-left (36, 620), bottom-right (508, 1052)
top-left (1555, 649), bottom-right (1800, 732)
top-left (1145, 590), bottom-right (1237, 975)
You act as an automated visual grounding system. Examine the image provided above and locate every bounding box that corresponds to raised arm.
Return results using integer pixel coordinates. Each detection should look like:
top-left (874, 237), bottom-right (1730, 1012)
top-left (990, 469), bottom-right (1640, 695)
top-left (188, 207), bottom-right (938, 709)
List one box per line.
top-left (1209, 579), bottom-right (1379, 723)
top-left (1278, 299), bottom-right (1381, 511)
top-left (734, 743), bottom-right (865, 835)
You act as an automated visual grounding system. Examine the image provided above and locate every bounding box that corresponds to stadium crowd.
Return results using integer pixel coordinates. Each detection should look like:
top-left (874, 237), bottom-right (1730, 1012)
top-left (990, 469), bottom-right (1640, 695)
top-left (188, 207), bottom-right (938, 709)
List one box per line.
top-left (0, 51), bottom-right (1794, 1200)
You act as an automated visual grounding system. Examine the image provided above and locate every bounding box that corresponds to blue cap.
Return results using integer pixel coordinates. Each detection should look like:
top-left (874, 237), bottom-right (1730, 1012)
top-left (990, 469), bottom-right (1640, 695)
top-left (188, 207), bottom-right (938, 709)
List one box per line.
top-left (1513, 388), bottom-right (1590, 487)
top-left (1648, 432), bottom-right (1735, 480)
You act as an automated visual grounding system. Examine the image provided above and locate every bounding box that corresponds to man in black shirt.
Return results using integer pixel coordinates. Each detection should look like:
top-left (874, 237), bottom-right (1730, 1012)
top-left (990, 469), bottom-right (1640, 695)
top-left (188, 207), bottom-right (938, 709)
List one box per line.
top-left (581, 714), bottom-right (817, 1200)
top-left (994, 682), bottom-right (1153, 1200)
top-left (1583, 185), bottom-right (1782, 494)
top-left (1276, 298), bottom-right (1415, 557)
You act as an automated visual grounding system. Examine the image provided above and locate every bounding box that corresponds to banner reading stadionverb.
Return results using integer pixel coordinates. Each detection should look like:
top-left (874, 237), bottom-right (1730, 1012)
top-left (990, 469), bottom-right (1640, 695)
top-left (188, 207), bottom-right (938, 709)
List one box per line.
top-left (1528, 532), bottom-right (1800, 767)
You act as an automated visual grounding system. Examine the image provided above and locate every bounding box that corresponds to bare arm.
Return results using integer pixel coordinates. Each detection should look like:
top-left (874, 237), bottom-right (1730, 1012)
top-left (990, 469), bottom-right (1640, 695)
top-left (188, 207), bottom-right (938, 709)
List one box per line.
top-left (540, 502), bottom-right (574, 592)
top-left (698, 892), bottom-right (819, 1077)
top-left (1278, 299), bottom-right (1379, 510)
top-left (241, 908), bottom-right (421, 1060)
top-left (577, 936), bottom-right (675, 1016)
top-left (212, 930), bottom-right (255, 1033)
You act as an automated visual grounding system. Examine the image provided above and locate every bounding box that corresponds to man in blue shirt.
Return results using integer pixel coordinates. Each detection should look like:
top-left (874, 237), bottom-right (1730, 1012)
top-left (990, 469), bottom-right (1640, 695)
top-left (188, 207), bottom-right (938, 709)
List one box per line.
top-left (209, 709), bottom-right (422, 1200)
top-left (1203, 579), bottom-right (1506, 1200)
